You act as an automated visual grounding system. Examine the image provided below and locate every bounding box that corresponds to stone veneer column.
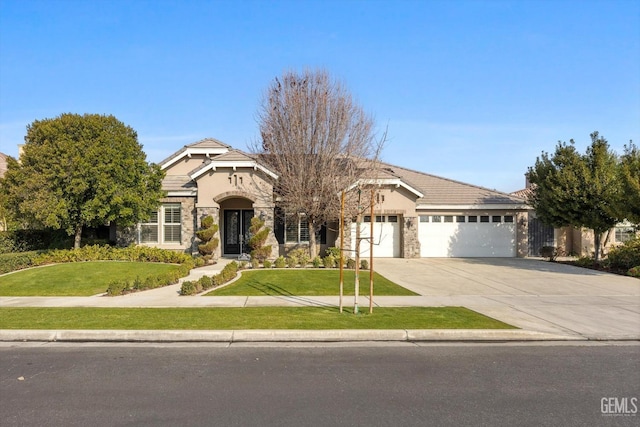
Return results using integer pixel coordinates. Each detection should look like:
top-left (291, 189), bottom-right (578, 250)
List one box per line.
top-left (516, 212), bottom-right (528, 258)
top-left (253, 204), bottom-right (279, 260)
top-left (195, 204), bottom-right (220, 258)
top-left (402, 216), bottom-right (421, 258)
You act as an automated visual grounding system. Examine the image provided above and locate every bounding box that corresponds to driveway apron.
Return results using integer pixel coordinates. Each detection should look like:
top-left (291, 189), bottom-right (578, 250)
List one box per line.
top-left (373, 258), bottom-right (640, 340)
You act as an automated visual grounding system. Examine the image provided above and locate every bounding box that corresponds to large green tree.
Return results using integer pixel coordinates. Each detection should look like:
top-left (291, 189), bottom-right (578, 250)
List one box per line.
top-left (527, 132), bottom-right (620, 261)
top-left (0, 113), bottom-right (165, 248)
top-left (618, 141), bottom-right (640, 225)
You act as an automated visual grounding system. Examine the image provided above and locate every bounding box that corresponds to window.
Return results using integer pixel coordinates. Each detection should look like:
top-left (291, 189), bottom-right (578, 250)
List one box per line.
top-left (163, 205), bottom-right (181, 243)
top-left (387, 216), bottom-right (398, 223)
top-left (444, 216), bottom-right (454, 223)
top-left (140, 204), bottom-right (181, 244)
top-left (420, 215), bottom-right (429, 223)
top-left (432, 216), bottom-right (442, 223)
top-left (286, 214), bottom-right (310, 243)
top-left (615, 226), bottom-right (636, 243)
top-left (376, 215), bottom-right (386, 222)
top-left (456, 216), bottom-right (466, 223)
top-left (492, 215), bottom-right (502, 223)
top-left (363, 216), bottom-right (371, 222)
top-left (504, 215), bottom-right (514, 223)
top-left (468, 216), bottom-right (478, 223)
top-left (140, 211), bottom-right (159, 243)
top-left (480, 216), bottom-right (490, 223)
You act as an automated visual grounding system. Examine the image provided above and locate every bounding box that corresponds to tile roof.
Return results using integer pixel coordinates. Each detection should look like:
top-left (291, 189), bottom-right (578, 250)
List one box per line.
top-left (380, 162), bottom-right (527, 206)
top-left (161, 175), bottom-right (197, 193)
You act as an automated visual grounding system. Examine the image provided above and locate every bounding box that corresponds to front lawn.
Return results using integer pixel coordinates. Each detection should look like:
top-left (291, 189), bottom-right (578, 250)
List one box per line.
top-left (206, 269), bottom-right (418, 296)
top-left (0, 262), bottom-right (182, 296)
top-left (0, 307), bottom-right (515, 330)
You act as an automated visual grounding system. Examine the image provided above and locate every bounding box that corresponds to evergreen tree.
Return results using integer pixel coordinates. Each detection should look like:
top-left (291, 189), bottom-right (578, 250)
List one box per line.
top-left (248, 216), bottom-right (272, 262)
top-left (527, 132), bottom-right (619, 261)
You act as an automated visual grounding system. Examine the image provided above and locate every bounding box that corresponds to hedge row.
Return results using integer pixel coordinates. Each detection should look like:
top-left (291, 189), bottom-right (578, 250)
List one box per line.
top-left (106, 264), bottom-right (192, 296)
top-left (0, 245), bottom-right (195, 275)
top-left (180, 261), bottom-right (239, 296)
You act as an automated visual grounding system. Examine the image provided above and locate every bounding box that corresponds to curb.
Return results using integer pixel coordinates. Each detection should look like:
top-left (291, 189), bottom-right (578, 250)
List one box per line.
top-left (0, 329), bottom-right (585, 343)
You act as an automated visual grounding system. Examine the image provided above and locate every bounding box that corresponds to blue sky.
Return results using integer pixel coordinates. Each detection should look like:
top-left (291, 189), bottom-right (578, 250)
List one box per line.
top-left (1, 0), bottom-right (638, 193)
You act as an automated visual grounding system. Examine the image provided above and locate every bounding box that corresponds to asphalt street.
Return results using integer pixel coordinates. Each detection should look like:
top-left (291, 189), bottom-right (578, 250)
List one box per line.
top-left (1, 342), bottom-right (639, 427)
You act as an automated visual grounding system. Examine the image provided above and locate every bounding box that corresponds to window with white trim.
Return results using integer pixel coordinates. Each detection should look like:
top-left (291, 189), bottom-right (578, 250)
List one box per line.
top-left (139, 204), bottom-right (181, 244)
top-left (286, 214), bottom-right (310, 243)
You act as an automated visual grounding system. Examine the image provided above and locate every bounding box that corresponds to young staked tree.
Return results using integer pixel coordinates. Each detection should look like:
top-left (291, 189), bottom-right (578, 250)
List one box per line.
top-left (252, 69), bottom-right (383, 259)
top-left (527, 132), bottom-right (619, 261)
top-left (0, 113), bottom-right (165, 249)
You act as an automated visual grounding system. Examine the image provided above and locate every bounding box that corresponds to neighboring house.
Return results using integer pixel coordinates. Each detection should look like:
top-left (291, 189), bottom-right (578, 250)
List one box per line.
top-left (118, 138), bottom-right (530, 259)
top-left (0, 152), bottom-right (7, 178)
top-left (511, 185), bottom-right (637, 257)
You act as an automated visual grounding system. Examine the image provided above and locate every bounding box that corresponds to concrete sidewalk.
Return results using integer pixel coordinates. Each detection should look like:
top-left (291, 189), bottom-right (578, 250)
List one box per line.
top-left (1, 258), bottom-right (639, 343)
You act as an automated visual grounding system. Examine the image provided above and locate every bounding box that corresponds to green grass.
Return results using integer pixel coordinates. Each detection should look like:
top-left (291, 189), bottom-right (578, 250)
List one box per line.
top-left (207, 269), bottom-right (418, 296)
top-left (0, 262), bottom-right (182, 296)
top-left (0, 307), bottom-right (515, 330)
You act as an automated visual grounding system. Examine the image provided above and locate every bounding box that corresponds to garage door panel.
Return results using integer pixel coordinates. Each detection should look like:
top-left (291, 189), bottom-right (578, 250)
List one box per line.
top-left (420, 220), bottom-right (515, 258)
top-left (351, 220), bottom-right (400, 258)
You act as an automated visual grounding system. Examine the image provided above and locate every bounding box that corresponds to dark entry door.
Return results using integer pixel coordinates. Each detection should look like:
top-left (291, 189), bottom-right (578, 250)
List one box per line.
top-left (224, 210), bottom-right (254, 255)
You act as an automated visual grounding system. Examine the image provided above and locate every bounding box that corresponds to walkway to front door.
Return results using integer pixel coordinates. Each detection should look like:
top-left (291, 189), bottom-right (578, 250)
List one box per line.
top-left (223, 209), bottom-right (254, 255)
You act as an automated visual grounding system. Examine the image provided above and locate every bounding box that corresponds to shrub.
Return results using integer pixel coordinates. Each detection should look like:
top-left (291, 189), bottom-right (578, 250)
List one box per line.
top-left (106, 280), bottom-right (129, 296)
top-left (248, 216), bottom-right (272, 262)
top-left (288, 248), bottom-right (309, 267)
top-left (323, 255), bottom-right (335, 269)
top-left (198, 275), bottom-right (213, 290)
top-left (193, 257), bottom-right (206, 268)
top-left (274, 256), bottom-right (286, 268)
top-left (263, 259), bottom-right (272, 269)
top-left (297, 252), bottom-right (310, 267)
top-left (325, 247), bottom-right (341, 259)
top-left (238, 261), bottom-right (248, 270)
top-left (0, 251), bottom-right (40, 275)
top-left (312, 256), bottom-right (322, 268)
top-left (628, 266), bottom-right (640, 278)
top-left (360, 259), bottom-right (369, 270)
top-left (196, 215), bottom-right (219, 260)
top-left (346, 258), bottom-right (356, 269)
top-left (539, 246), bottom-right (564, 261)
top-left (607, 238), bottom-right (640, 271)
top-left (251, 258), bottom-right (260, 269)
top-left (180, 281), bottom-right (197, 296)
top-left (286, 256), bottom-right (298, 268)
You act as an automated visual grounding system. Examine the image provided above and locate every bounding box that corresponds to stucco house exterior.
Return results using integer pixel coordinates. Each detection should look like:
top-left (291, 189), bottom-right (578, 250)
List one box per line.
top-left (119, 138), bottom-right (531, 259)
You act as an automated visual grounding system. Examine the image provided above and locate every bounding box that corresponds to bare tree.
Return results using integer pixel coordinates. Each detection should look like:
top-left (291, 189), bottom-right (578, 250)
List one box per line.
top-left (252, 69), bottom-right (384, 258)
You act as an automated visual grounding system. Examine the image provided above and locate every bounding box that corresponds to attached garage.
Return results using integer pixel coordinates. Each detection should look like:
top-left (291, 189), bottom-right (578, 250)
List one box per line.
top-left (351, 215), bottom-right (401, 258)
top-left (419, 214), bottom-right (516, 257)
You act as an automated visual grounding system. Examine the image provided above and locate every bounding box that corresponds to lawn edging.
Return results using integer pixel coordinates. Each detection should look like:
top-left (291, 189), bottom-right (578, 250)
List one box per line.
top-left (0, 329), bottom-right (584, 343)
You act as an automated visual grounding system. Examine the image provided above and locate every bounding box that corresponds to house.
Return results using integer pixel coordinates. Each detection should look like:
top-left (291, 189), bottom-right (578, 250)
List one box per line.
top-left (118, 138), bottom-right (531, 258)
top-left (0, 152), bottom-right (8, 178)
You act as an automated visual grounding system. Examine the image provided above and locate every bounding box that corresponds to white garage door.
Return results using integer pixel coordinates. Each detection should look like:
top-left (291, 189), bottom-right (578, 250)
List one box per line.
top-left (419, 215), bottom-right (516, 257)
top-left (350, 215), bottom-right (400, 258)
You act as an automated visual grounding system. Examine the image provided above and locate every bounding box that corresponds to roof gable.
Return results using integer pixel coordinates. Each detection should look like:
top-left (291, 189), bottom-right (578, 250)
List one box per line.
top-left (189, 149), bottom-right (279, 180)
top-left (159, 138), bottom-right (231, 170)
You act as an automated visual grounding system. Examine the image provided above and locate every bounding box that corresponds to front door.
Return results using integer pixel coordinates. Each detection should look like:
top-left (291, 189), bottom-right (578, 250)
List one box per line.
top-left (224, 210), bottom-right (254, 255)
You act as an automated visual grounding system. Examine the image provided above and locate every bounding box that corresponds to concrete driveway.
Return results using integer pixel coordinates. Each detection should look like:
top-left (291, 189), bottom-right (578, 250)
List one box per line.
top-left (374, 258), bottom-right (640, 340)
